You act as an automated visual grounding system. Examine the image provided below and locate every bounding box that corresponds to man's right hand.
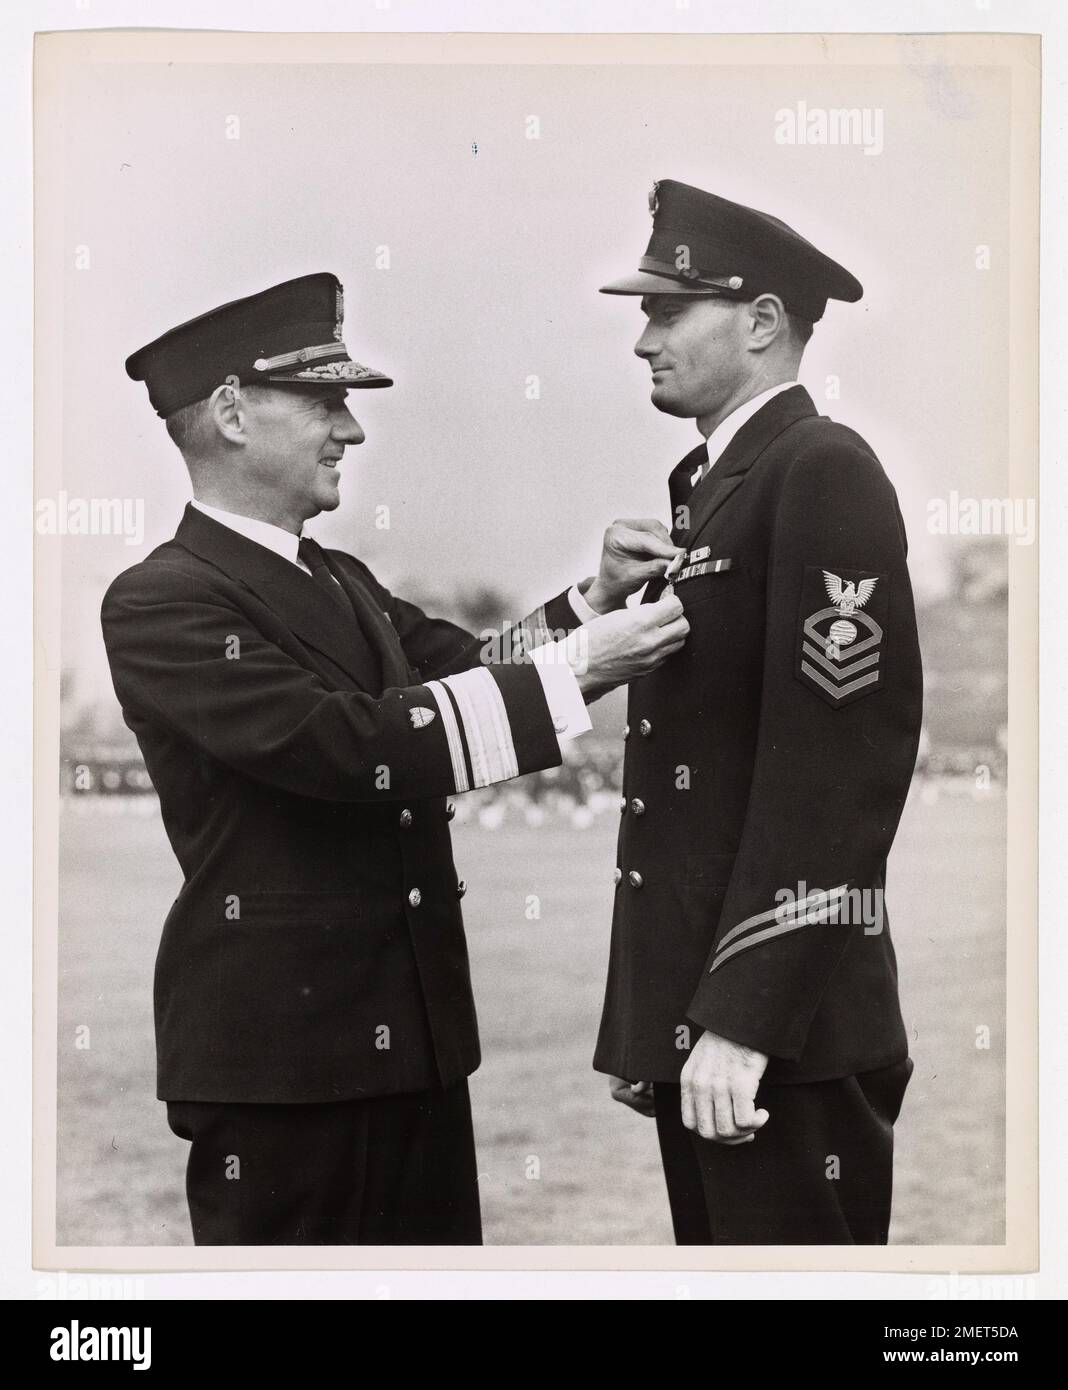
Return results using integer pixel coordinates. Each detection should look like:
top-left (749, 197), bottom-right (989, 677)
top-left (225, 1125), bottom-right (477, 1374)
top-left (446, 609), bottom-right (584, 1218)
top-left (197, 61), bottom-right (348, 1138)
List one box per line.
top-left (569, 595), bottom-right (689, 700)
top-left (609, 1076), bottom-right (656, 1117)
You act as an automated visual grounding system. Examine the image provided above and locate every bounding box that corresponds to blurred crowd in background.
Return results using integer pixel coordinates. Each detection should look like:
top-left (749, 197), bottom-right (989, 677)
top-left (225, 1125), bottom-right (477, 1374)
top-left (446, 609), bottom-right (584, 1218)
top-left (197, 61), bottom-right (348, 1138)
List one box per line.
top-left (60, 537), bottom-right (1009, 817)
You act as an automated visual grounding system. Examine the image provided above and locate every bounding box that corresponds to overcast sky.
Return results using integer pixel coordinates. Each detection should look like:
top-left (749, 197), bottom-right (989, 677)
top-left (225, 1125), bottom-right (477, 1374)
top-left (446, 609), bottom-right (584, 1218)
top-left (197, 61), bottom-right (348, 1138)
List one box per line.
top-left (40, 41), bottom-right (1014, 704)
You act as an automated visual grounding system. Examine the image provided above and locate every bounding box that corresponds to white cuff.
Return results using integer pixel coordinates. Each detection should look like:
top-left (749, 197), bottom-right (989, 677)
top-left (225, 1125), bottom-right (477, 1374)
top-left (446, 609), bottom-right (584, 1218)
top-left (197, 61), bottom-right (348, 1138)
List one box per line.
top-left (530, 641), bottom-right (592, 744)
top-left (567, 582), bottom-right (602, 624)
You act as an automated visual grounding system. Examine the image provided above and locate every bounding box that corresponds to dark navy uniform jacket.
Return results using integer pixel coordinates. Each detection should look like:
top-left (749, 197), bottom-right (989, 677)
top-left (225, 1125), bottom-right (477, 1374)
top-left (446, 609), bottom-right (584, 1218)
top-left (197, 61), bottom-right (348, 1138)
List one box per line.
top-left (101, 503), bottom-right (580, 1105)
top-left (594, 385), bottom-right (923, 1086)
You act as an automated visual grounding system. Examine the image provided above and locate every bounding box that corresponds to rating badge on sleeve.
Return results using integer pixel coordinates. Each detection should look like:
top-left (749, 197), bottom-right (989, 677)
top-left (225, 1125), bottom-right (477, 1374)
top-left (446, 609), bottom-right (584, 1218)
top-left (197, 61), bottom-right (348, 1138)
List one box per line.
top-left (795, 566), bottom-right (888, 707)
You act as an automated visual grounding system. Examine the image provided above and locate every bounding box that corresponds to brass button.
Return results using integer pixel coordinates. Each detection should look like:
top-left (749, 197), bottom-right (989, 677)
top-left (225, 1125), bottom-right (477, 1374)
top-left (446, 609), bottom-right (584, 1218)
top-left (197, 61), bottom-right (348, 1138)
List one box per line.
top-left (628, 870), bottom-right (644, 889)
top-left (445, 803), bottom-right (456, 821)
top-left (553, 716), bottom-right (568, 734)
top-left (408, 887), bottom-right (422, 908)
top-left (613, 867), bottom-right (622, 885)
top-left (399, 808), bottom-right (413, 828)
top-left (456, 880), bottom-right (467, 900)
top-left (622, 724), bottom-right (630, 741)
top-left (619, 796), bottom-right (627, 814)
top-left (639, 719), bottom-right (652, 738)
top-left (631, 798), bottom-right (646, 817)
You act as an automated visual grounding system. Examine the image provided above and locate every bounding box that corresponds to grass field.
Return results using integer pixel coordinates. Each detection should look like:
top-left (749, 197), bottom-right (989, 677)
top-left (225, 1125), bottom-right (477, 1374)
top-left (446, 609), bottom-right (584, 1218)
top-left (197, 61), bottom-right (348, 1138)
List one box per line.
top-left (55, 780), bottom-right (1006, 1247)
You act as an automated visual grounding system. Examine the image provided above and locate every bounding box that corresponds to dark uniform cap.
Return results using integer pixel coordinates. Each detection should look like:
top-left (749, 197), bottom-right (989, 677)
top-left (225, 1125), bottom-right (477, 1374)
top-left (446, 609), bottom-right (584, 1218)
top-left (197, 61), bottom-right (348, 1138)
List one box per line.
top-left (125, 272), bottom-right (393, 418)
top-left (600, 180), bottom-right (862, 323)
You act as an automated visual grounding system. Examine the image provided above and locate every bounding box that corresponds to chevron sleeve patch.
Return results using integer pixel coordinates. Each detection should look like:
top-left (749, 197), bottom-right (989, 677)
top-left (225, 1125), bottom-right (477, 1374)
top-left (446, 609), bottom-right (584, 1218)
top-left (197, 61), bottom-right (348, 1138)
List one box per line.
top-left (795, 565), bottom-right (890, 708)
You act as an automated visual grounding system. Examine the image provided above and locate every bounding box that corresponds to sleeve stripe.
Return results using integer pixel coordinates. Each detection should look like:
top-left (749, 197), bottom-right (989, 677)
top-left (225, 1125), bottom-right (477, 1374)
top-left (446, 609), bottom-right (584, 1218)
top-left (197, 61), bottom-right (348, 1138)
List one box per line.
top-left (710, 886), bottom-right (851, 974)
top-left (710, 919), bottom-right (807, 973)
top-left (441, 667), bottom-right (519, 788)
top-left (440, 675), bottom-right (475, 790)
top-left (515, 603), bottom-right (552, 651)
top-left (425, 680), bottom-right (470, 793)
top-left (716, 884), bottom-right (850, 953)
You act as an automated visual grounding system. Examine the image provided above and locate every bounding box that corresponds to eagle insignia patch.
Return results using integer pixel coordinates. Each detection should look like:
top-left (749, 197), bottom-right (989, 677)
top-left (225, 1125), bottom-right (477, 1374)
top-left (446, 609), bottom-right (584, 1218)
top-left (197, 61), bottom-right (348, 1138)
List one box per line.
top-left (796, 566), bottom-right (888, 707)
top-left (409, 707), bottom-right (436, 729)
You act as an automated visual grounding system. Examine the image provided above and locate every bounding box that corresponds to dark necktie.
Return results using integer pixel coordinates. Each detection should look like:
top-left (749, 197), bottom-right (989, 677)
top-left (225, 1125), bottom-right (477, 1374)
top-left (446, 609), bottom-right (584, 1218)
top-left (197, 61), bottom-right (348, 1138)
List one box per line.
top-left (667, 440), bottom-right (710, 523)
top-left (644, 442), bottom-right (711, 605)
top-left (297, 535), bottom-right (411, 692)
top-left (297, 536), bottom-right (352, 618)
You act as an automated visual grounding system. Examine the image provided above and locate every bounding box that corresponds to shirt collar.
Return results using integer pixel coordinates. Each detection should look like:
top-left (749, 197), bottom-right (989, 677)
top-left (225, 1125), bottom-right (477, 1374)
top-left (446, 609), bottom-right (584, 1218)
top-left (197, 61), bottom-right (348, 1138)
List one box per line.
top-left (190, 499), bottom-right (302, 567)
top-left (703, 380), bottom-right (798, 470)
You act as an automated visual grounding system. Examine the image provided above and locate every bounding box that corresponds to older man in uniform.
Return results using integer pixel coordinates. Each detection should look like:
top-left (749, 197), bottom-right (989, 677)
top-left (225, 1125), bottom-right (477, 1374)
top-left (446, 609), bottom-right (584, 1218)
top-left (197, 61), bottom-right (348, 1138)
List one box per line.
top-left (594, 182), bottom-right (923, 1244)
top-left (103, 272), bottom-right (687, 1245)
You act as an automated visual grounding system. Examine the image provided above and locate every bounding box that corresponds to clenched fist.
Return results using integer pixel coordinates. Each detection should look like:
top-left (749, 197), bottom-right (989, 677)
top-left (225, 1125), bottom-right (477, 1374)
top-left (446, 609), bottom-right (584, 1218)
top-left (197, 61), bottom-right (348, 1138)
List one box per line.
top-left (680, 1030), bottom-right (770, 1145)
top-left (583, 518), bottom-right (684, 613)
top-left (568, 594), bottom-right (689, 700)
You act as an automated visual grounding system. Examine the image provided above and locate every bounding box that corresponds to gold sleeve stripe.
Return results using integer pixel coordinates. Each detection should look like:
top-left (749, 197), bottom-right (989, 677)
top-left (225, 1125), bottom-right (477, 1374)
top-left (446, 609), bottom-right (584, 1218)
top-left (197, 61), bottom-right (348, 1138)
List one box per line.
top-left (441, 668), bottom-right (519, 788)
top-left (714, 883), bottom-right (850, 955)
top-left (516, 603), bottom-right (552, 651)
top-left (425, 681), bottom-right (469, 794)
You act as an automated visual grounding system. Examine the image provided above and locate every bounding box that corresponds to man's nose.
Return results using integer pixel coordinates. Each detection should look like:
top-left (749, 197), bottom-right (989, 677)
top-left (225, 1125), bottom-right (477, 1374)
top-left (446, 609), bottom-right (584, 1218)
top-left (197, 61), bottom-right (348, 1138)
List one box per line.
top-left (634, 324), bottom-right (660, 359)
top-left (333, 406), bottom-right (365, 445)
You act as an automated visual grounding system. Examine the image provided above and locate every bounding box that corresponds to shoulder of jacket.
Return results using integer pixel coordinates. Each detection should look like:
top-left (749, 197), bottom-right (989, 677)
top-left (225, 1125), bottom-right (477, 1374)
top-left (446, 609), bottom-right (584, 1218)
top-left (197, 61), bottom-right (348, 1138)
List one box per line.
top-left (101, 540), bottom-right (219, 613)
top-left (327, 548), bottom-right (387, 594)
top-left (779, 414), bottom-right (890, 490)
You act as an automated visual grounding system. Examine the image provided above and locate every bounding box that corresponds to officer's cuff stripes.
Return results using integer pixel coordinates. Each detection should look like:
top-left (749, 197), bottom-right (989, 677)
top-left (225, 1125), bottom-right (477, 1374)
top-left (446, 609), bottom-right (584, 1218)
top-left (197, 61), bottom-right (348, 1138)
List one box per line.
top-left (425, 670), bottom-right (519, 793)
top-left (514, 604), bottom-right (553, 651)
top-left (710, 884), bottom-right (849, 974)
top-left (426, 681), bottom-right (470, 793)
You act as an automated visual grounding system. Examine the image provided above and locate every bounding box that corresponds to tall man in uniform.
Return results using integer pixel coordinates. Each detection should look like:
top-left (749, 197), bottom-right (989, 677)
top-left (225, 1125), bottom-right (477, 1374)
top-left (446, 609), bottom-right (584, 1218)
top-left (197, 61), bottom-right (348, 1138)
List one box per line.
top-left (594, 182), bottom-right (924, 1243)
top-left (103, 272), bottom-right (688, 1245)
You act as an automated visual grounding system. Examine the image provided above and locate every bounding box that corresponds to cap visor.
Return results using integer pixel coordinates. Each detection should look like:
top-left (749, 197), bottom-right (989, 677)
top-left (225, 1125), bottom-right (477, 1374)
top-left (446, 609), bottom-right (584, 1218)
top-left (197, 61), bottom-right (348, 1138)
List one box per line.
top-left (599, 270), bottom-right (726, 297)
top-left (266, 366), bottom-right (393, 389)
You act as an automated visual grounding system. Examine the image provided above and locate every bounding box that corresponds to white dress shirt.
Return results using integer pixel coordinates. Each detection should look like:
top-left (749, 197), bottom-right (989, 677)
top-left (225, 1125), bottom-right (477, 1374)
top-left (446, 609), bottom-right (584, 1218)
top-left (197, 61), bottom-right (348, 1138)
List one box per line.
top-left (691, 380), bottom-right (798, 486)
top-left (190, 499), bottom-right (591, 744)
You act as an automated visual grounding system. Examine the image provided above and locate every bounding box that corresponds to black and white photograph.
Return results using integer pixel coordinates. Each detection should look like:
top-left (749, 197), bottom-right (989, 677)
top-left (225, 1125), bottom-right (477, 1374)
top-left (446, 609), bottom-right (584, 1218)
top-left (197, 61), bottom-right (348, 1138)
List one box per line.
top-left (29, 22), bottom-right (1038, 1277)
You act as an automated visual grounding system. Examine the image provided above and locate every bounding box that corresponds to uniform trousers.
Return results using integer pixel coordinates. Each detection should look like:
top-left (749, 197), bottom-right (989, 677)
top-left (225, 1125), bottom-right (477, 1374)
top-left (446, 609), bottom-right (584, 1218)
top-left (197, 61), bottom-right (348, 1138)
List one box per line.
top-left (653, 1058), bottom-right (913, 1244)
top-left (166, 1080), bottom-right (481, 1245)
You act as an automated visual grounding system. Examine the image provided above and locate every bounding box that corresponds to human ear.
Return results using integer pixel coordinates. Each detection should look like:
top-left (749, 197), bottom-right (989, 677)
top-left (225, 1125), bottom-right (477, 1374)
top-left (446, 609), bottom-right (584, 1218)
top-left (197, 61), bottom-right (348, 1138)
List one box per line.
top-left (208, 380), bottom-right (248, 446)
top-left (747, 294), bottom-right (786, 350)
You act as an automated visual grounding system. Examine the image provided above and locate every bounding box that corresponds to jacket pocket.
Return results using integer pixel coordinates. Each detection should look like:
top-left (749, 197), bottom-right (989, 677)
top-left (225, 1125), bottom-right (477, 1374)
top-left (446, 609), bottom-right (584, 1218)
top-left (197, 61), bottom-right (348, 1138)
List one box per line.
top-left (234, 890), bottom-right (367, 925)
top-left (677, 568), bottom-right (741, 610)
top-left (208, 891), bottom-right (406, 1066)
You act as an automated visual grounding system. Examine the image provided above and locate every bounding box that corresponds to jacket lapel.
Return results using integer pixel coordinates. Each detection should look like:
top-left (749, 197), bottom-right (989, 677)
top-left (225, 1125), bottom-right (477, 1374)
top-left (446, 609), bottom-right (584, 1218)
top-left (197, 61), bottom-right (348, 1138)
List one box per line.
top-left (323, 551), bottom-right (413, 690)
top-left (679, 385), bottom-right (819, 545)
top-left (645, 387), bottom-right (818, 604)
top-left (173, 504), bottom-right (385, 691)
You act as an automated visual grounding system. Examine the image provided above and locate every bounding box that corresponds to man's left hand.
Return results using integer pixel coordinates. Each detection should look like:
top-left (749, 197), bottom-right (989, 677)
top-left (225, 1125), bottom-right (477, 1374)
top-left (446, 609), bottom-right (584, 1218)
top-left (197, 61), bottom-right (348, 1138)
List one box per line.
top-left (680, 1030), bottom-right (770, 1145)
top-left (583, 518), bottom-right (683, 613)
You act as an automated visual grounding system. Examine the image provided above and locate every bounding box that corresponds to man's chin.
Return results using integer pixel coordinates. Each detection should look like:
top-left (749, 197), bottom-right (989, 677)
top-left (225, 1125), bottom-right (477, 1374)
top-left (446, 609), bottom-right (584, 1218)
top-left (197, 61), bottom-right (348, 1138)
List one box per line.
top-left (649, 384), bottom-right (693, 419)
top-left (314, 486), bottom-right (342, 512)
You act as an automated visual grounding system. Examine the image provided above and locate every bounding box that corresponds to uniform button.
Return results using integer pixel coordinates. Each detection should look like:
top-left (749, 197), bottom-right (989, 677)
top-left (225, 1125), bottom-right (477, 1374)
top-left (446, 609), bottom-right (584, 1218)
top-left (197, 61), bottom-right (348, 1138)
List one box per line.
top-left (619, 796), bottom-right (627, 814)
top-left (399, 808), bottom-right (413, 828)
top-left (613, 867), bottom-right (622, 885)
top-left (628, 870), bottom-right (644, 889)
top-left (630, 798), bottom-right (646, 817)
top-left (553, 716), bottom-right (568, 734)
top-left (456, 880), bottom-right (467, 899)
top-left (408, 887), bottom-right (422, 908)
top-left (639, 719), bottom-right (652, 738)
top-left (445, 803), bottom-right (456, 821)
top-left (622, 724), bottom-right (630, 741)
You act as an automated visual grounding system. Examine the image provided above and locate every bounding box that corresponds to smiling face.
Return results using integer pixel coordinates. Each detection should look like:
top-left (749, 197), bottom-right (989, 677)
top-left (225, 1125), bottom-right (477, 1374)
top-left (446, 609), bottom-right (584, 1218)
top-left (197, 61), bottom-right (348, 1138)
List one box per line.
top-left (237, 385), bottom-right (365, 529)
top-left (634, 294), bottom-right (754, 422)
